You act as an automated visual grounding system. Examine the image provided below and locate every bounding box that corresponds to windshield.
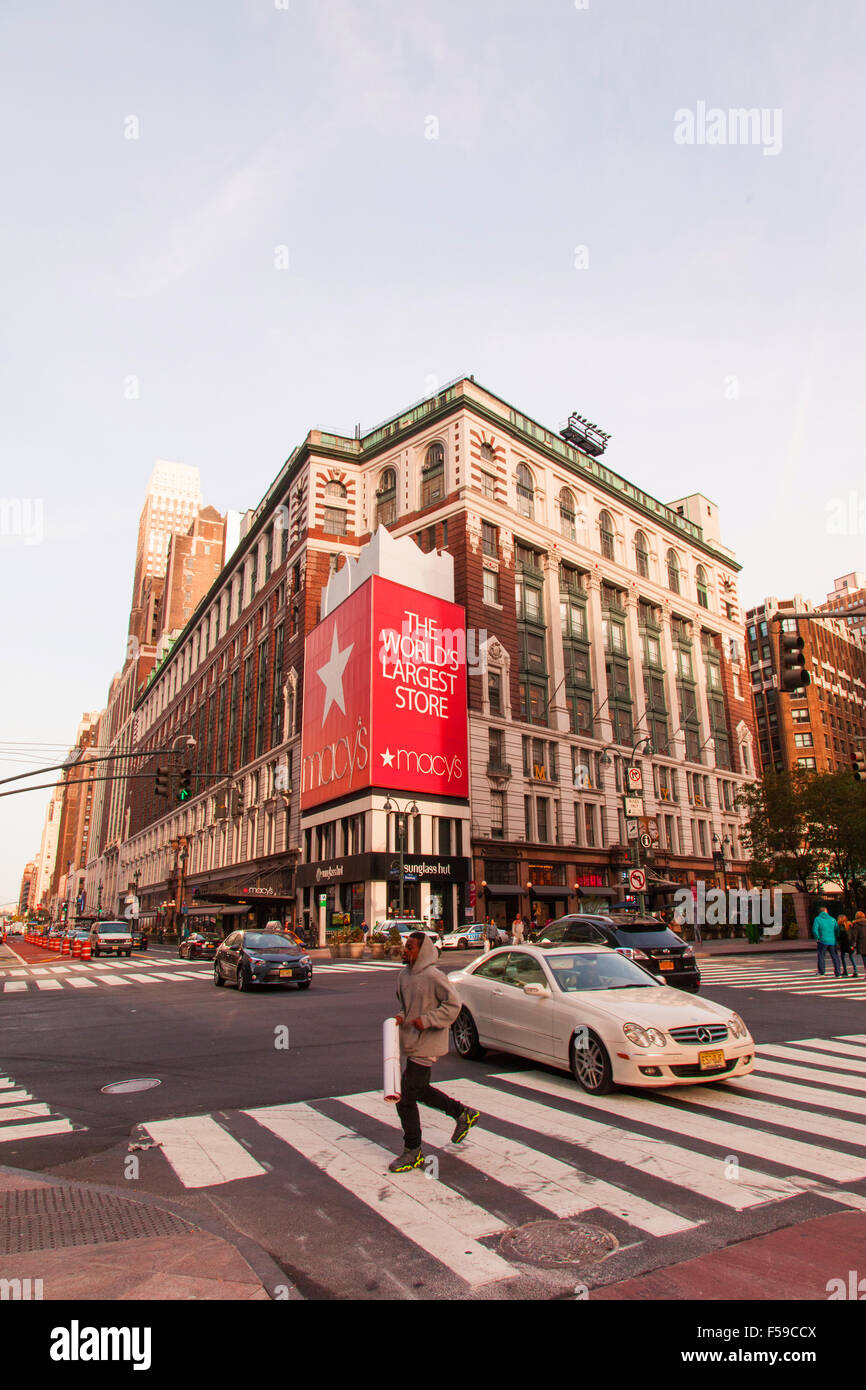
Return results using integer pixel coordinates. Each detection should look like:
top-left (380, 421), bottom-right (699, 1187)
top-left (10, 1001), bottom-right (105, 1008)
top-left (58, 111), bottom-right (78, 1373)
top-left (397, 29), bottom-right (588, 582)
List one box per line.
top-left (98, 927), bottom-right (129, 936)
top-left (546, 952), bottom-right (661, 992)
top-left (243, 932), bottom-right (298, 951)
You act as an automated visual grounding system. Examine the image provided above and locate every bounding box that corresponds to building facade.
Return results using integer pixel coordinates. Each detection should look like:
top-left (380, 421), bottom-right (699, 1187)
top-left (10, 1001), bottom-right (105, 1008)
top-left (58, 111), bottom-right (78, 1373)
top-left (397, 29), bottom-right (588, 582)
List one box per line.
top-left (121, 377), bottom-right (756, 937)
top-left (819, 573), bottom-right (866, 649)
top-left (746, 594), bottom-right (866, 775)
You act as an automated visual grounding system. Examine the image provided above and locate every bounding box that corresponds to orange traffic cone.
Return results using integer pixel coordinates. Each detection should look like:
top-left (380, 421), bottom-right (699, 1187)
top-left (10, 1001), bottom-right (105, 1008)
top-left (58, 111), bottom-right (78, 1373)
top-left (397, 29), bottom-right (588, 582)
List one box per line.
top-left (81, 940), bottom-right (92, 962)
top-left (72, 938), bottom-right (81, 959)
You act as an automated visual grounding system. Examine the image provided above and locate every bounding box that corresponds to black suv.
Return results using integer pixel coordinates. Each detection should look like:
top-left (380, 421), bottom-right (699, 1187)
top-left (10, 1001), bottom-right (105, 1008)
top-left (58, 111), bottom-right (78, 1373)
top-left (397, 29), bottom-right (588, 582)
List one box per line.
top-left (531, 913), bottom-right (701, 993)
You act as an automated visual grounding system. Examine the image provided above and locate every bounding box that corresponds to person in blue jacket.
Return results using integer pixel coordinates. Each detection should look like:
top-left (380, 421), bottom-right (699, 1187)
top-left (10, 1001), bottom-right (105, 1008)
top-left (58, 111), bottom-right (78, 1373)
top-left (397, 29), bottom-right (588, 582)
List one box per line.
top-left (812, 905), bottom-right (841, 977)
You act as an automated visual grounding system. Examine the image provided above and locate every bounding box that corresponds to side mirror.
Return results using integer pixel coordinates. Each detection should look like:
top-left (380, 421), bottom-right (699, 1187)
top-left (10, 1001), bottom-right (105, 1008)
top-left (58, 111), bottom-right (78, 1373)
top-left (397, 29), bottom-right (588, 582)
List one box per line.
top-left (523, 983), bottom-right (551, 998)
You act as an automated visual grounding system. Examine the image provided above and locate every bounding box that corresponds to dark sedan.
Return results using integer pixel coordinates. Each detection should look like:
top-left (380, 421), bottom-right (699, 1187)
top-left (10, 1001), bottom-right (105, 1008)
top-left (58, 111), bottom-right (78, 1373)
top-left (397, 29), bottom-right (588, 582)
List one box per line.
top-left (531, 912), bottom-right (701, 993)
top-left (213, 929), bottom-right (313, 991)
top-left (178, 933), bottom-right (218, 960)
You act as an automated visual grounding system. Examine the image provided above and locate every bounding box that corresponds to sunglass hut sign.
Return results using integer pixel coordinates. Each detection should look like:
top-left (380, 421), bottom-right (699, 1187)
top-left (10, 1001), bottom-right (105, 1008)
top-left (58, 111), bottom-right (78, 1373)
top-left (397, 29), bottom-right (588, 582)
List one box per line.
top-left (301, 576), bottom-right (469, 810)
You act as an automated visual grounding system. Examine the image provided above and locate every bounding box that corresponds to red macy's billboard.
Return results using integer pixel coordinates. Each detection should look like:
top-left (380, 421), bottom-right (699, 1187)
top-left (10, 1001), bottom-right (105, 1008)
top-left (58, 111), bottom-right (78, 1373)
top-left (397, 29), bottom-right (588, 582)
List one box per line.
top-left (300, 576), bottom-right (469, 810)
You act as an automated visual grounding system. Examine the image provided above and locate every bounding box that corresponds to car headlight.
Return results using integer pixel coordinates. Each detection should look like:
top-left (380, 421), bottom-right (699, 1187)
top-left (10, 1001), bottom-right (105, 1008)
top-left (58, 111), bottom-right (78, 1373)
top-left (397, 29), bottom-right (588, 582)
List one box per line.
top-left (246, 954), bottom-right (265, 965)
top-left (646, 1027), bottom-right (668, 1048)
top-left (623, 1023), bottom-right (651, 1047)
top-left (299, 955), bottom-right (311, 965)
top-left (728, 1013), bottom-right (748, 1039)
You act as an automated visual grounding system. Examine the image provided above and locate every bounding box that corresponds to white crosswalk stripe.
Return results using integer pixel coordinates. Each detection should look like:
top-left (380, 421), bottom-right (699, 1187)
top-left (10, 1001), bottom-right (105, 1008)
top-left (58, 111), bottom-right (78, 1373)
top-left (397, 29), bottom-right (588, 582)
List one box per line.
top-left (0, 960), bottom-right (211, 993)
top-left (0, 1072), bottom-right (78, 1144)
top-left (135, 1033), bottom-right (866, 1292)
top-left (699, 958), bottom-right (866, 999)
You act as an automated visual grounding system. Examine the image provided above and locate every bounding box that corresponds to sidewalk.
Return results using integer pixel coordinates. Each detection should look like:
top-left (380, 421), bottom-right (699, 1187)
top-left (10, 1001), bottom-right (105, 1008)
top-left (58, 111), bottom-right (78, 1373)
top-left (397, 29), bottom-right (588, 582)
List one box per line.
top-left (593, 1210), bottom-right (866, 1300)
top-left (0, 1165), bottom-right (301, 1301)
top-left (692, 936), bottom-right (815, 959)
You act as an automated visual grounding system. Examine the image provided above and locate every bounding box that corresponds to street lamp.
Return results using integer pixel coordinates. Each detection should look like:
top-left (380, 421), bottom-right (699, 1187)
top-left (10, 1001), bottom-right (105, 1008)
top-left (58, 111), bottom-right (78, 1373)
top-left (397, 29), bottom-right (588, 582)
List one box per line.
top-left (383, 798), bottom-right (419, 917)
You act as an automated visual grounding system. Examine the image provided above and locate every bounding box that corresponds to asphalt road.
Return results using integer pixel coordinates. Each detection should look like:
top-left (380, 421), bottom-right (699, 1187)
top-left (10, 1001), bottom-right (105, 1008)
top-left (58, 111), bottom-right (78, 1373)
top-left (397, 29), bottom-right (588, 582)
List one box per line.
top-left (2, 949), bottom-right (865, 1299)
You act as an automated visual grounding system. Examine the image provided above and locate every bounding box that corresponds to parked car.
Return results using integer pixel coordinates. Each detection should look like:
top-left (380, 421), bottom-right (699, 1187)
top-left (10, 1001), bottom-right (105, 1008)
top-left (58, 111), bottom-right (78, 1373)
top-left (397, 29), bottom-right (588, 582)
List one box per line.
top-left (449, 944), bottom-right (753, 1094)
top-left (90, 921), bottom-right (134, 957)
top-left (213, 928), bottom-right (313, 991)
top-left (179, 933), bottom-right (218, 960)
top-left (384, 919), bottom-right (443, 953)
top-left (530, 913), bottom-right (701, 993)
top-left (440, 924), bottom-right (485, 951)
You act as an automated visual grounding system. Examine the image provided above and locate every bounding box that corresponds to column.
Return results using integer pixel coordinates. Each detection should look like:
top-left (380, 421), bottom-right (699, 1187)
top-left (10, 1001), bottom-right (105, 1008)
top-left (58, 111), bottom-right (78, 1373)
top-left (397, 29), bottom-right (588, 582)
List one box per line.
top-left (543, 555), bottom-right (569, 734)
top-left (624, 595), bottom-right (647, 735)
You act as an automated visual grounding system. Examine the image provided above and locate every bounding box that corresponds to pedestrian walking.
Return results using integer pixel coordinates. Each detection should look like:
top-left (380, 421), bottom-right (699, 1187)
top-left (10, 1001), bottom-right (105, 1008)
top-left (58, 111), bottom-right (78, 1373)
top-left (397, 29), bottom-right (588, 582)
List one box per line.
top-left (512, 913), bottom-right (525, 945)
top-left (812, 905), bottom-right (842, 977)
top-left (850, 912), bottom-right (866, 974)
top-left (388, 932), bottom-right (480, 1173)
top-left (484, 917), bottom-right (499, 953)
top-left (837, 916), bottom-right (858, 977)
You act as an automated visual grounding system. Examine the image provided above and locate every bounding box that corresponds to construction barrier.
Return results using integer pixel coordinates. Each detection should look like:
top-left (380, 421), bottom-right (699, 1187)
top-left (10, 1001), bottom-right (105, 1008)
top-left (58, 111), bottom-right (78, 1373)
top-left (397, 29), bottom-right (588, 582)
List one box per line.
top-left (72, 938), bottom-right (81, 959)
top-left (80, 941), bottom-right (91, 962)
top-left (61, 937), bottom-right (70, 956)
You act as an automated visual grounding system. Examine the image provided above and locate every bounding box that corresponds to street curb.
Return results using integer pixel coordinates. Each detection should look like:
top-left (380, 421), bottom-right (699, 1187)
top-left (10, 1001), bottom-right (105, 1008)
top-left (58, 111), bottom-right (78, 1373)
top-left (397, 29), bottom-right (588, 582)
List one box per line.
top-left (694, 944), bottom-right (815, 959)
top-left (0, 1161), bottom-right (302, 1301)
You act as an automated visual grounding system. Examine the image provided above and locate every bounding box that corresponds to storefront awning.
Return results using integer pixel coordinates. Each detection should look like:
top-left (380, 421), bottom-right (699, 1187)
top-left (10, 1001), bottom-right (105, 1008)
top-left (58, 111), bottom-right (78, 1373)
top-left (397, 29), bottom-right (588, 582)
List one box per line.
top-left (185, 904), bottom-right (252, 918)
top-left (530, 885), bottom-right (573, 900)
top-left (482, 883), bottom-right (523, 897)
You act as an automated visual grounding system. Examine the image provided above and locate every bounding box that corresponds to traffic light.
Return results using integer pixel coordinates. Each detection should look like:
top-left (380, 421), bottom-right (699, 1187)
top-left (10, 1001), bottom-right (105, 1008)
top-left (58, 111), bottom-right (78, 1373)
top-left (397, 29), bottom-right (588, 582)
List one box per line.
top-left (780, 632), bottom-right (811, 692)
top-left (155, 766), bottom-right (170, 797)
top-left (177, 767), bottom-right (193, 803)
top-left (230, 783), bottom-right (243, 817)
top-left (853, 750), bottom-right (866, 782)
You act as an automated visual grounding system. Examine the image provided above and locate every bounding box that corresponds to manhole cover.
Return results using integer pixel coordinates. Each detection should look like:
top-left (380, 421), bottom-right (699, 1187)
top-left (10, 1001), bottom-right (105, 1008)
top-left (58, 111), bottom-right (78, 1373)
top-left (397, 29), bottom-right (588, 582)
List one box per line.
top-left (101, 1078), bottom-right (162, 1095)
top-left (500, 1219), bottom-right (618, 1269)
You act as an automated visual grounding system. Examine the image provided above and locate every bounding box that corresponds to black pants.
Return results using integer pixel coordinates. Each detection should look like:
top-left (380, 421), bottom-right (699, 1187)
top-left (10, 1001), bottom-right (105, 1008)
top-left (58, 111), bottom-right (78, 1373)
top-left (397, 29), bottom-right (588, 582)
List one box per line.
top-left (396, 1059), bottom-right (463, 1150)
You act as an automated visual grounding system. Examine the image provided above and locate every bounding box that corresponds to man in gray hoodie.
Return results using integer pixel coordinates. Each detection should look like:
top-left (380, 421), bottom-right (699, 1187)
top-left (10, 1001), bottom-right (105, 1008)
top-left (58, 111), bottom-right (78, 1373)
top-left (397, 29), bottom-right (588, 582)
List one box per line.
top-left (389, 932), bottom-right (481, 1173)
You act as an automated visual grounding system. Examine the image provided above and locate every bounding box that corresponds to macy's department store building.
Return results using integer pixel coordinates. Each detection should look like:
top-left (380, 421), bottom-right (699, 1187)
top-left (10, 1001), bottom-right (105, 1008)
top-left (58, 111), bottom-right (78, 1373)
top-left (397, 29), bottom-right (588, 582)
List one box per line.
top-left (297, 530), bottom-right (472, 941)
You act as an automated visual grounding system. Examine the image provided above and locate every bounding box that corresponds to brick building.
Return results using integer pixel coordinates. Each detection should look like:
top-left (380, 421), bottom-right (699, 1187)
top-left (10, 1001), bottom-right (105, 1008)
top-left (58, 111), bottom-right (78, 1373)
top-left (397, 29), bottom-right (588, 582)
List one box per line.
top-left (746, 594), bottom-right (866, 775)
top-left (122, 376), bottom-right (756, 937)
top-left (818, 573), bottom-right (866, 649)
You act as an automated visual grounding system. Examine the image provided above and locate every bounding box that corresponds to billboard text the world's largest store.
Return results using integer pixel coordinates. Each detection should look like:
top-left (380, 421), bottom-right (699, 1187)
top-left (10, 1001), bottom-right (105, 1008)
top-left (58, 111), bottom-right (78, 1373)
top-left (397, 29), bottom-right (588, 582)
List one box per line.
top-left (300, 576), bottom-right (469, 811)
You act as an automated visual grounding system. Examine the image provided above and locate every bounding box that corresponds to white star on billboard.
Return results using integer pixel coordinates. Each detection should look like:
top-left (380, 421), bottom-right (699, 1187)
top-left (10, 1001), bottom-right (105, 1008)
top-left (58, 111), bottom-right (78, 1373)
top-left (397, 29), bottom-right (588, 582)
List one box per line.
top-left (317, 629), bottom-right (354, 725)
top-left (381, 748), bottom-right (394, 767)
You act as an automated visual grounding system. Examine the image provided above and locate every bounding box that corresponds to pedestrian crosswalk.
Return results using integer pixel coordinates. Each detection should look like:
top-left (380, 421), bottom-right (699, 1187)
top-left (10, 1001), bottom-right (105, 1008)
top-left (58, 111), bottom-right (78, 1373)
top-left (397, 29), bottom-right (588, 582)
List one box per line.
top-left (0, 1070), bottom-right (78, 1144)
top-left (0, 959), bottom-right (208, 994)
top-left (699, 957), bottom-right (866, 999)
top-left (138, 1033), bottom-right (866, 1293)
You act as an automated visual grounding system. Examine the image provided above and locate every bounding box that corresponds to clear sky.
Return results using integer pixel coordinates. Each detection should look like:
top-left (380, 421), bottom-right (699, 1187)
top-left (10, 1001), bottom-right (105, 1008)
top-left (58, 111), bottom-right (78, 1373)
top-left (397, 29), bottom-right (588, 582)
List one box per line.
top-left (1, 0), bottom-right (864, 905)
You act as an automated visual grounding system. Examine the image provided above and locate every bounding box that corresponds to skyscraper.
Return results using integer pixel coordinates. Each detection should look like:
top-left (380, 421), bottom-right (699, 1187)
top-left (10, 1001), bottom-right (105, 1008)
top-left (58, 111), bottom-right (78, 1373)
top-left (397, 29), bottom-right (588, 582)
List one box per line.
top-left (128, 461), bottom-right (202, 647)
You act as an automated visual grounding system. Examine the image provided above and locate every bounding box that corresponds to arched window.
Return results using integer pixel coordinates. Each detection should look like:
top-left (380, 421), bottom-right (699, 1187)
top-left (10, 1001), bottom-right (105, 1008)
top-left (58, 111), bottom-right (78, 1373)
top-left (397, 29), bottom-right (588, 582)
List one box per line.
top-left (667, 549), bottom-right (680, 593)
top-left (376, 468), bottom-right (397, 527)
top-left (324, 479), bottom-right (346, 499)
top-left (559, 488), bottom-right (576, 541)
top-left (598, 510), bottom-right (615, 560)
top-left (421, 442), bottom-right (445, 506)
top-left (480, 441), bottom-right (496, 462)
top-left (516, 463), bottom-right (534, 519)
top-left (634, 530), bottom-right (649, 578)
top-left (696, 564), bottom-right (709, 609)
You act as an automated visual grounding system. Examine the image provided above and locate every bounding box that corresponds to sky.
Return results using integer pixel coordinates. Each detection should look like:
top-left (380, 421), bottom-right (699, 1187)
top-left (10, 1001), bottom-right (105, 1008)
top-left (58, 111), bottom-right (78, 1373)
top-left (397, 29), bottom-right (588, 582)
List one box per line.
top-left (1, 0), bottom-right (864, 905)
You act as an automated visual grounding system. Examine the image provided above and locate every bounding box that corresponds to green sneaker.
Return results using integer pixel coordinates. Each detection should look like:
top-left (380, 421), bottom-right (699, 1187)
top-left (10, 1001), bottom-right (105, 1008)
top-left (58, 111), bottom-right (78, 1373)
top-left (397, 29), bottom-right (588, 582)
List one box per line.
top-left (451, 1109), bottom-right (480, 1144)
top-left (388, 1147), bottom-right (425, 1173)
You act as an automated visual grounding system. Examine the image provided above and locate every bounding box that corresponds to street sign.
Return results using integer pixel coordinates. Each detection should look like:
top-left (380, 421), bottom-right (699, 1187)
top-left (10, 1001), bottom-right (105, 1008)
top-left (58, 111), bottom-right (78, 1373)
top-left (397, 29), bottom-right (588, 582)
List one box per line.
top-left (318, 893), bottom-right (327, 908)
top-left (624, 796), bottom-right (644, 817)
top-left (639, 832), bottom-right (653, 849)
top-left (627, 766), bottom-right (643, 790)
top-left (626, 818), bottom-right (639, 841)
top-left (629, 868), bottom-right (647, 893)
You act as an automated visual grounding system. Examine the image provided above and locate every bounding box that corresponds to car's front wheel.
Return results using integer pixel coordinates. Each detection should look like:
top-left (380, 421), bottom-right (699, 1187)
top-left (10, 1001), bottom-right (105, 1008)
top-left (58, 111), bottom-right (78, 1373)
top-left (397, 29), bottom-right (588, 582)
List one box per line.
top-left (236, 964), bottom-right (251, 992)
top-left (457, 938), bottom-right (468, 950)
top-left (213, 962), bottom-right (224, 986)
top-left (452, 1007), bottom-right (485, 1060)
top-left (570, 1029), bottom-right (615, 1095)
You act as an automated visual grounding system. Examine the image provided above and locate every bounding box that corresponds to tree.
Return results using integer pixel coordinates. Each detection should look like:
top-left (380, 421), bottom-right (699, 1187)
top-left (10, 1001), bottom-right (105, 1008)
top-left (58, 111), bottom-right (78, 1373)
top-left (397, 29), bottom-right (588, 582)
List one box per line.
top-left (736, 770), bottom-right (822, 893)
top-left (801, 772), bottom-right (866, 913)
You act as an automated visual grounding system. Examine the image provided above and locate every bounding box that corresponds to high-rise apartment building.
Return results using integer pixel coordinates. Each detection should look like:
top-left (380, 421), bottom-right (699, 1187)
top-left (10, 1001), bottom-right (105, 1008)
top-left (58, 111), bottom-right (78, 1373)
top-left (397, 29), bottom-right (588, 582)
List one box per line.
top-left (128, 461), bottom-right (202, 648)
top-left (818, 573), bottom-right (866, 648)
top-left (746, 595), bottom-right (866, 775)
top-left (122, 377), bottom-right (756, 937)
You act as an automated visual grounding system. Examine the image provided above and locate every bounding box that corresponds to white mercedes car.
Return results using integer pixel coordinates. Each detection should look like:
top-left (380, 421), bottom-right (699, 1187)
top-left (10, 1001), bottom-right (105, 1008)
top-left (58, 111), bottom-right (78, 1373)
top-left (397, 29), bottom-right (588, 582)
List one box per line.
top-left (449, 944), bottom-right (755, 1094)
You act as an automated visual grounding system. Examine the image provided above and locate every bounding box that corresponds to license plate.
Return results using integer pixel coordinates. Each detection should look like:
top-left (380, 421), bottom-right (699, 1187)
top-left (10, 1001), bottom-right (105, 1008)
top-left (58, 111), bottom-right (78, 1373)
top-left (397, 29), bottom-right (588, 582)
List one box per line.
top-left (279, 969), bottom-right (293, 977)
top-left (699, 1049), bottom-right (725, 1070)
top-left (659, 960), bottom-right (674, 971)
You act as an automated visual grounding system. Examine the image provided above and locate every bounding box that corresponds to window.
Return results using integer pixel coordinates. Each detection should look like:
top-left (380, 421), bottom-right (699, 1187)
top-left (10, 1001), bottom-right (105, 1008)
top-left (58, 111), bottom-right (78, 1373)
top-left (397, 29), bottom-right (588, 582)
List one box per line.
top-left (421, 443), bottom-right (445, 506)
top-left (488, 670), bottom-right (502, 714)
top-left (483, 569), bottom-right (500, 606)
top-left (323, 507), bottom-right (347, 536)
top-left (481, 471), bottom-right (496, 499)
top-left (489, 727), bottom-right (505, 767)
top-left (599, 511), bottom-right (615, 560)
top-left (560, 488), bottom-right (576, 541)
top-left (696, 565), bottom-right (709, 609)
top-left (667, 550), bottom-right (680, 593)
top-left (634, 531), bottom-right (649, 577)
top-left (324, 479), bottom-right (346, 499)
top-left (376, 468), bottom-right (397, 527)
top-left (794, 732), bottom-right (814, 747)
top-left (536, 798), bottom-right (549, 843)
top-left (516, 464), bottom-right (534, 519)
top-left (560, 598), bottom-right (586, 639)
top-left (490, 790), bottom-right (505, 838)
top-left (482, 521), bottom-right (498, 558)
top-left (520, 680), bottom-right (548, 726)
top-left (583, 803), bottom-right (596, 847)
